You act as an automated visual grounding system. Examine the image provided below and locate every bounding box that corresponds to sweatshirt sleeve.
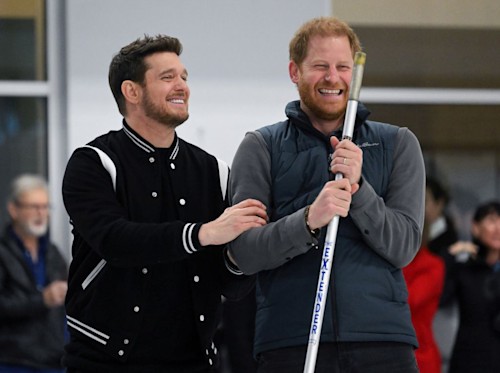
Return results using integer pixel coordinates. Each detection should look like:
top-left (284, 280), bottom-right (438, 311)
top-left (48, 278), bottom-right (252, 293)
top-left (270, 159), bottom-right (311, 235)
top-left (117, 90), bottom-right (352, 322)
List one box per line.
top-left (227, 131), bottom-right (317, 275)
top-left (349, 127), bottom-right (425, 268)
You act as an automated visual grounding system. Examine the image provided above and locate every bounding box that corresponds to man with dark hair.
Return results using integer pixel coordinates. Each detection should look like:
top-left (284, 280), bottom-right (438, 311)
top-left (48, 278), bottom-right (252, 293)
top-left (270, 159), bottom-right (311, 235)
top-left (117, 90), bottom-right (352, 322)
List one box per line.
top-left (0, 174), bottom-right (68, 373)
top-left (441, 200), bottom-right (500, 372)
top-left (228, 17), bottom-right (425, 372)
top-left (425, 177), bottom-right (458, 257)
top-left (62, 34), bottom-right (267, 372)
top-left (424, 177), bottom-right (459, 372)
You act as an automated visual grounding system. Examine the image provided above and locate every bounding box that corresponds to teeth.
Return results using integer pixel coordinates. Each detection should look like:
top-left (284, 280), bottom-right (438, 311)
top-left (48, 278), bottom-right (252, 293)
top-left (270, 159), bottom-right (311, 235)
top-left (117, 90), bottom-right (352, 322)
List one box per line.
top-left (319, 89), bottom-right (341, 95)
top-left (168, 99), bottom-right (184, 104)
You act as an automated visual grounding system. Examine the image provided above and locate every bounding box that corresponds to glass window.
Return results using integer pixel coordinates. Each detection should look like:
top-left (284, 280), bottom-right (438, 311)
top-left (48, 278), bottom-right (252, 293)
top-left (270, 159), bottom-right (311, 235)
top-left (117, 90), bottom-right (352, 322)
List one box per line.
top-left (355, 27), bottom-right (500, 89)
top-left (0, 0), bottom-right (46, 80)
top-left (366, 103), bottom-right (500, 150)
top-left (0, 97), bottom-right (47, 226)
top-left (366, 102), bottom-right (500, 236)
top-left (0, 0), bottom-right (47, 227)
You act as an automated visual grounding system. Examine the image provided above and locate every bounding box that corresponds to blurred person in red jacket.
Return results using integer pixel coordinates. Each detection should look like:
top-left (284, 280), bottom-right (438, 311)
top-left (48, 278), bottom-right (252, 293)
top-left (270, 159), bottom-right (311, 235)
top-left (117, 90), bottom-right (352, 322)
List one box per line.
top-left (403, 222), bottom-right (445, 373)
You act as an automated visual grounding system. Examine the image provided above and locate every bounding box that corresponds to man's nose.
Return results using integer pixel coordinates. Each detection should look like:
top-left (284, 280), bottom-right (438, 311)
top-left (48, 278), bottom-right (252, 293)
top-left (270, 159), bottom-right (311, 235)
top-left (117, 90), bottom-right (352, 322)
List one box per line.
top-left (325, 67), bottom-right (338, 81)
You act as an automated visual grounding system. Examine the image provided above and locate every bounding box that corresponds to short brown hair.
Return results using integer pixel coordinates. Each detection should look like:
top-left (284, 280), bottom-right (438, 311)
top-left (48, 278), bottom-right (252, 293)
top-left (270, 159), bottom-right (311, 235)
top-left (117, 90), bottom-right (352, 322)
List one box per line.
top-left (289, 17), bottom-right (362, 65)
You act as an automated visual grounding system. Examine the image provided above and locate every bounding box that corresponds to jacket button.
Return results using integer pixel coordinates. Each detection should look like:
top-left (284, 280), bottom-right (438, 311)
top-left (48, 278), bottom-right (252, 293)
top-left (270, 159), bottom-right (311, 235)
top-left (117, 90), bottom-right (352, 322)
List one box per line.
top-left (149, 157), bottom-right (155, 163)
top-left (123, 339), bottom-right (129, 345)
top-left (142, 268), bottom-right (148, 274)
top-left (193, 275), bottom-right (199, 282)
top-left (199, 315), bottom-right (205, 321)
top-left (118, 350), bottom-right (124, 356)
top-left (152, 191), bottom-right (158, 198)
top-left (133, 306), bottom-right (140, 313)
top-left (179, 198), bottom-right (186, 205)
top-left (170, 163), bottom-right (176, 169)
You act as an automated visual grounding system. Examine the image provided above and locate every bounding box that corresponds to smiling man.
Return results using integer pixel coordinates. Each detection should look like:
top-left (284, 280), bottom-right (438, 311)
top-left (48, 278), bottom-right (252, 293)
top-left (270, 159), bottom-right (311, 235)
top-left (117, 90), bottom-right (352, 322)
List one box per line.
top-left (227, 17), bottom-right (425, 372)
top-left (62, 35), bottom-right (267, 373)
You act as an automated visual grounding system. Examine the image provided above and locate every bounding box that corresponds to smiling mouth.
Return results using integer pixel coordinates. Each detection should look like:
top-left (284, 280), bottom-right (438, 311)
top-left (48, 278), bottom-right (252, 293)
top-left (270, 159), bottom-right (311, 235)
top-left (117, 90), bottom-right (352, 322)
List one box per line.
top-left (318, 88), bottom-right (342, 96)
top-left (167, 98), bottom-right (185, 104)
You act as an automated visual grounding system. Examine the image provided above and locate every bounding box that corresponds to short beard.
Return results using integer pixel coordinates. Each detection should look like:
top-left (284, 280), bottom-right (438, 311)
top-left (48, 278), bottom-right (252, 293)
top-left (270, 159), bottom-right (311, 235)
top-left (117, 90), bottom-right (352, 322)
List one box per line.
top-left (298, 82), bottom-right (346, 122)
top-left (24, 221), bottom-right (48, 237)
top-left (143, 90), bottom-right (189, 129)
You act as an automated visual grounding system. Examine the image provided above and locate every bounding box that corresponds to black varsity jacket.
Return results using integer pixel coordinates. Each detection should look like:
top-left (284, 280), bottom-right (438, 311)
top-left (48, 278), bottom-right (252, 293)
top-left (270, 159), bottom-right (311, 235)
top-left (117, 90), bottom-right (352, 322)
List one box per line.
top-left (62, 121), bottom-right (253, 372)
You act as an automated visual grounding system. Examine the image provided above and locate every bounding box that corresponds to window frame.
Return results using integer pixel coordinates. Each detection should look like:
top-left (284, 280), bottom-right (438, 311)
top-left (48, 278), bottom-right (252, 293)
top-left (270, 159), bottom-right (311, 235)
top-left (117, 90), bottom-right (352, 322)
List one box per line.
top-left (0, 0), bottom-right (68, 259)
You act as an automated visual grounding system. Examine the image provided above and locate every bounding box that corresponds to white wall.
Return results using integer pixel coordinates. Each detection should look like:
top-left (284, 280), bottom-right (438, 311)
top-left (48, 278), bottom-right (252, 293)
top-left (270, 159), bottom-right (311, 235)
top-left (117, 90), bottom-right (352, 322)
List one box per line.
top-left (66, 0), bottom-right (330, 164)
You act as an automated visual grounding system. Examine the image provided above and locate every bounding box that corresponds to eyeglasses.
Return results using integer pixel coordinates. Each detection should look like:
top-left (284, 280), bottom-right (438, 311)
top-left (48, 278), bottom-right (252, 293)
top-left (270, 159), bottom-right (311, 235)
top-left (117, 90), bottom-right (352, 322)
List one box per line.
top-left (15, 202), bottom-right (51, 212)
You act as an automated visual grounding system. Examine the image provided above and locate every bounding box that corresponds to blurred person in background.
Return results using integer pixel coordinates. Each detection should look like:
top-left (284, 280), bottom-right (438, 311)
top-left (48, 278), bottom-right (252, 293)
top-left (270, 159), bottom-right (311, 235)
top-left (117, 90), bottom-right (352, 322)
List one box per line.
top-left (403, 222), bottom-right (445, 373)
top-left (0, 174), bottom-right (68, 373)
top-left (424, 177), bottom-right (459, 372)
top-left (441, 200), bottom-right (500, 373)
top-left (425, 177), bottom-right (458, 258)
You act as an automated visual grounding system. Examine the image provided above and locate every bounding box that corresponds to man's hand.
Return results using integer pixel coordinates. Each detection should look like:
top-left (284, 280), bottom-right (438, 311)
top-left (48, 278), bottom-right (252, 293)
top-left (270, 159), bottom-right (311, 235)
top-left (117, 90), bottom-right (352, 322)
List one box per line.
top-left (306, 178), bottom-right (352, 231)
top-left (199, 199), bottom-right (268, 246)
top-left (330, 136), bottom-right (363, 190)
top-left (42, 280), bottom-right (68, 308)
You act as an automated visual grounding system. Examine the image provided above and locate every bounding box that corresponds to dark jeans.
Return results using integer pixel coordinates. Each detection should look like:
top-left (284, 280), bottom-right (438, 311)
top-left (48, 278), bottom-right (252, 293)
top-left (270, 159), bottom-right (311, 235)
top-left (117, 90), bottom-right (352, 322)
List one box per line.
top-left (256, 342), bottom-right (419, 373)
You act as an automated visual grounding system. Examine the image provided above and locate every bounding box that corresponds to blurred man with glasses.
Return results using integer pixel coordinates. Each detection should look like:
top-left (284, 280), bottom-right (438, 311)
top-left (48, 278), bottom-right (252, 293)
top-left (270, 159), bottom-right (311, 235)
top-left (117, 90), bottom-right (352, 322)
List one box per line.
top-left (0, 174), bottom-right (68, 373)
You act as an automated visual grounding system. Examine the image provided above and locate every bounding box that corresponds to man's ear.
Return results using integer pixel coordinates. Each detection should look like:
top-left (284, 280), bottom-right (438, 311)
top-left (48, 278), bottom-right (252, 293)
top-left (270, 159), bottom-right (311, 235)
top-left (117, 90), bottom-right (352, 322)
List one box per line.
top-left (7, 201), bottom-right (17, 221)
top-left (121, 80), bottom-right (141, 105)
top-left (289, 60), bottom-right (300, 84)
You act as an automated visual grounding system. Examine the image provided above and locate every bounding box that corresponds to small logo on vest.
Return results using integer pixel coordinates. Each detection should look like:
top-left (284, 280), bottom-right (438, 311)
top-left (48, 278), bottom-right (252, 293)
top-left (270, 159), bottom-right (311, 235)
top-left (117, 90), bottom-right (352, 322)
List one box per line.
top-left (358, 142), bottom-right (379, 148)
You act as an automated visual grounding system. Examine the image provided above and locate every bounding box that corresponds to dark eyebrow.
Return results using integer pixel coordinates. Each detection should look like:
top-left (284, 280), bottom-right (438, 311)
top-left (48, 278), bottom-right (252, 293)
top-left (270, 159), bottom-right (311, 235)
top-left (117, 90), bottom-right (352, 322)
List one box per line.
top-left (158, 68), bottom-right (188, 77)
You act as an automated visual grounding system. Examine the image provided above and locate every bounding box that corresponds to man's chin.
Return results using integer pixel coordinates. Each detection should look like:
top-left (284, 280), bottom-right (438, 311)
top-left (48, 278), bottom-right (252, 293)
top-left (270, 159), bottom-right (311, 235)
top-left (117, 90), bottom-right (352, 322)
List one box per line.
top-left (301, 98), bottom-right (346, 122)
top-left (310, 107), bottom-right (344, 122)
top-left (161, 113), bottom-right (189, 129)
top-left (27, 224), bottom-right (48, 237)
top-left (175, 113), bottom-right (189, 126)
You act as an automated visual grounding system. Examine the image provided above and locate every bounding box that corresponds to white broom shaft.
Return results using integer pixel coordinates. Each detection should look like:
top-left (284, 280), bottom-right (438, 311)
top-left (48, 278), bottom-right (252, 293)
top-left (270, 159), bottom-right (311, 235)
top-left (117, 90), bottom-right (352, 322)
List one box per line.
top-left (303, 52), bottom-right (366, 373)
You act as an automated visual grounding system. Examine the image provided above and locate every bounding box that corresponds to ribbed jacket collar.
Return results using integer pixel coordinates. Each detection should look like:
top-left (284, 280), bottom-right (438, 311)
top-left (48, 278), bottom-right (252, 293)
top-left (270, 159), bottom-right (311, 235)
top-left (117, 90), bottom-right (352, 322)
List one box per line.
top-left (122, 120), bottom-right (180, 160)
